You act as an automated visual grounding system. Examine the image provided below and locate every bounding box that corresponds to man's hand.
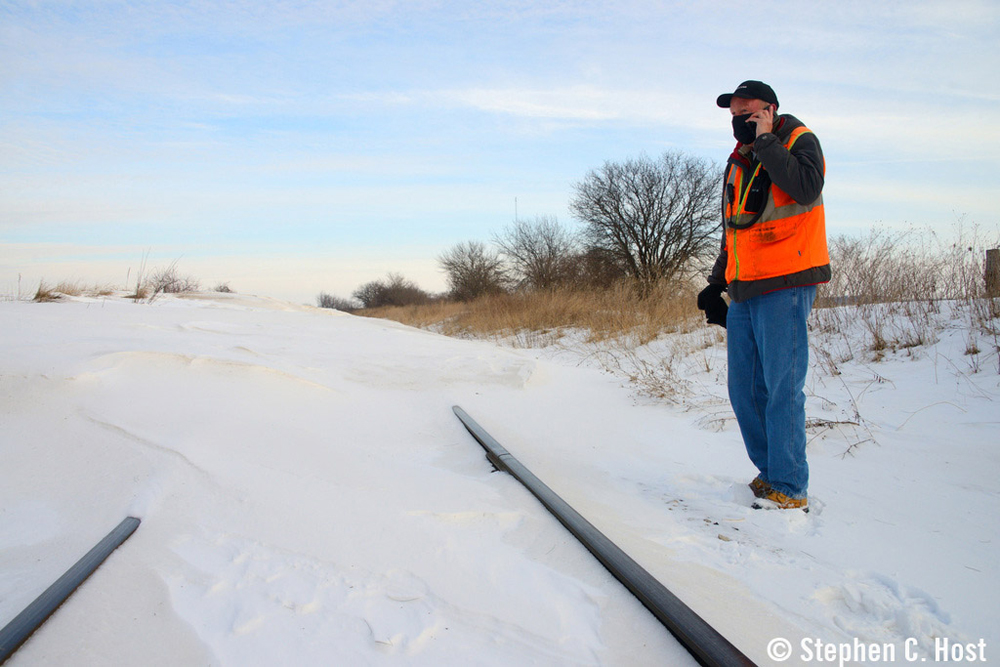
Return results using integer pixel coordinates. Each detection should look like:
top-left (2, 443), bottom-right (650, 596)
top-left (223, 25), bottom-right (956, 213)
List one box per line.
top-left (748, 105), bottom-right (775, 138)
top-left (697, 283), bottom-right (728, 329)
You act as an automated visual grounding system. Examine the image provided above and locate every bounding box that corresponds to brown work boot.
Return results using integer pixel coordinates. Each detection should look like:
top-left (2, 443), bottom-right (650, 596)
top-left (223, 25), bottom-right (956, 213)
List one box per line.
top-left (748, 476), bottom-right (771, 499)
top-left (752, 490), bottom-right (808, 511)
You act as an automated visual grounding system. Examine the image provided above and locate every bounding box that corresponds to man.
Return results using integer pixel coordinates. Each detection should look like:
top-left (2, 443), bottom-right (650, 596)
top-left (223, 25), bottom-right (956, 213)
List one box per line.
top-left (697, 80), bottom-right (830, 511)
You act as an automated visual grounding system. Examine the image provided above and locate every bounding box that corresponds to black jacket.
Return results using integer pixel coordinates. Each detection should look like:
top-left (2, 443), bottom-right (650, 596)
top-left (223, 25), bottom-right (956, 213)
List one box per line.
top-left (708, 114), bottom-right (830, 302)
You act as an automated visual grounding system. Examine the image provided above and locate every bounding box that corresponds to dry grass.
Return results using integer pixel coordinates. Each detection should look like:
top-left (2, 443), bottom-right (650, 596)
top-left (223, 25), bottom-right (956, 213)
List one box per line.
top-left (366, 226), bottom-right (998, 357)
top-left (813, 224), bottom-right (1000, 363)
top-left (359, 281), bottom-right (702, 347)
top-left (360, 299), bottom-right (468, 330)
top-left (358, 282), bottom-right (705, 403)
top-left (361, 224), bottom-right (1000, 396)
top-left (819, 224), bottom-right (998, 306)
top-left (33, 280), bottom-right (115, 302)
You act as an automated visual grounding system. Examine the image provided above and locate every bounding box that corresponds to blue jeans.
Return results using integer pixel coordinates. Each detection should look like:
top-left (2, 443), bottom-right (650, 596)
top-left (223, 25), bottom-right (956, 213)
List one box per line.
top-left (726, 285), bottom-right (816, 499)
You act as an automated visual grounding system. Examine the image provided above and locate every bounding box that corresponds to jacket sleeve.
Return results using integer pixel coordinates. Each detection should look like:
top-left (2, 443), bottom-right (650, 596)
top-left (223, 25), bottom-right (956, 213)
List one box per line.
top-left (707, 229), bottom-right (728, 287)
top-left (753, 130), bottom-right (824, 205)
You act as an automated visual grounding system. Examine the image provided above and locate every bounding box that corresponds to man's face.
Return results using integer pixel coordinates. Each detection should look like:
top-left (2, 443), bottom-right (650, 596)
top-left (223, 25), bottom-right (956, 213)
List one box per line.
top-left (729, 97), bottom-right (771, 116)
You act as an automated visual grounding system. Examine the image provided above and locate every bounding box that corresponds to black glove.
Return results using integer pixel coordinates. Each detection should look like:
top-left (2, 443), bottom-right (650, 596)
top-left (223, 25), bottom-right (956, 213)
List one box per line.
top-left (697, 283), bottom-right (728, 329)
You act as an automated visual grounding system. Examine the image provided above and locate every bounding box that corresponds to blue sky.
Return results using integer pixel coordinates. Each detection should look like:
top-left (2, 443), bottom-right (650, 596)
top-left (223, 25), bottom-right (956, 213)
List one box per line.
top-left (2, 0), bottom-right (998, 303)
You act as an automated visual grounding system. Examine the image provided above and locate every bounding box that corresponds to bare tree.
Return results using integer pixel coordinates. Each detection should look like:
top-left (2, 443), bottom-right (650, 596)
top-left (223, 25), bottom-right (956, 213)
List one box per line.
top-left (438, 241), bottom-right (509, 301)
top-left (570, 150), bottom-right (722, 286)
top-left (494, 215), bottom-right (579, 290)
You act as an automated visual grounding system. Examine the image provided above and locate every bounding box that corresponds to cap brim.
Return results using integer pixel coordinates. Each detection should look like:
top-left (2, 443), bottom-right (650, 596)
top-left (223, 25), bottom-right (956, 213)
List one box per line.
top-left (717, 92), bottom-right (756, 108)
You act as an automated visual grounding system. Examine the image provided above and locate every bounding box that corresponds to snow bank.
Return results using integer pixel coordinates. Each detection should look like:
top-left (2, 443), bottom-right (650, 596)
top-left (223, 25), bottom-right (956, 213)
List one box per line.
top-left (1, 293), bottom-right (996, 665)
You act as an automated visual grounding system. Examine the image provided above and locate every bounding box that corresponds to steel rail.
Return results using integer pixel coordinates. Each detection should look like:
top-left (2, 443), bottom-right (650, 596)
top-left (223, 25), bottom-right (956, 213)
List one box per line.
top-left (453, 406), bottom-right (756, 667)
top-left (0, 516), bottom-right (141, 664)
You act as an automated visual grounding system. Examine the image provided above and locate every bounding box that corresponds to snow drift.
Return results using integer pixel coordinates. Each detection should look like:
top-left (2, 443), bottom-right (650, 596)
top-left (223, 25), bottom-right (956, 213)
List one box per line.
top-left (1, 293), bottom-right (996, 665)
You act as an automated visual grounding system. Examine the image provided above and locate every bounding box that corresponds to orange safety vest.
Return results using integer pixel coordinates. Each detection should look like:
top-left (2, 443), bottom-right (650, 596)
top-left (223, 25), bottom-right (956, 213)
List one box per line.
top-left (723, 126), bottom-right (828, 285)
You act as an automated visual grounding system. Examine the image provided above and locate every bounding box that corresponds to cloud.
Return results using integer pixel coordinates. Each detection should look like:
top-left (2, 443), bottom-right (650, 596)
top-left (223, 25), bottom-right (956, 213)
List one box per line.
top-left (446, 87), bottom-right (619, 121)
top-left (438, 86), bottom-right (717, 131)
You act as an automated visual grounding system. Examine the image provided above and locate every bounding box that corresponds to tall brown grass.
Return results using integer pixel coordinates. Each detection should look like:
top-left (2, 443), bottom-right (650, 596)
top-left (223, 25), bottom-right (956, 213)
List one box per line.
top-left (361, 224), bottom-right (1000, 381)
top-left (33, 280), bottom-right (115, 302)
top-left (361, 224), bottom-right (999, 354)
top-left (359, 281), bottom-right (702, 347)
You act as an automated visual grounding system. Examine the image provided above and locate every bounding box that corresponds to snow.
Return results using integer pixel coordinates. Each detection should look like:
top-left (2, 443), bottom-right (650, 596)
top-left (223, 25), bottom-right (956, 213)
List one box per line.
top-left (1, 293), bottom-right (997, 666)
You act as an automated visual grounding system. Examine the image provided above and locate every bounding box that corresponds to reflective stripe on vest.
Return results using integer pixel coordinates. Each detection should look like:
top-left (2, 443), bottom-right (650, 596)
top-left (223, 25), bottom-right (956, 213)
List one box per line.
top-left (725, 127), bottom-right (828, 284)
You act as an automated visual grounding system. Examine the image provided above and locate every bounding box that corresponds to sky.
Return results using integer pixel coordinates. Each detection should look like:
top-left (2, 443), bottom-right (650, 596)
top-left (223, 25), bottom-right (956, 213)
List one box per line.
top-left (2, 0), bottom-right (998, 304)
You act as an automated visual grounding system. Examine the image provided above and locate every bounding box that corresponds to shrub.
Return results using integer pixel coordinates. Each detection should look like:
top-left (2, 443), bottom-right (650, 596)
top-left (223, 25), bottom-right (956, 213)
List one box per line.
top-left (317, 293), bottom-right (360, 311)
top-left (352, 273), bottom-right (431, 309)
top-left (146, 261), bottom-right (199, 296)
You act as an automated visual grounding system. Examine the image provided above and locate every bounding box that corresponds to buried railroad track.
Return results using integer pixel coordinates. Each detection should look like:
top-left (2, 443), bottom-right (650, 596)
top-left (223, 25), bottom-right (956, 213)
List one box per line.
top-left (453, 405), bottom-right (756, 667)
top-left (0, 517), bottom-right (141, 664)
top-left (3, 413), bottom-right (756, 665)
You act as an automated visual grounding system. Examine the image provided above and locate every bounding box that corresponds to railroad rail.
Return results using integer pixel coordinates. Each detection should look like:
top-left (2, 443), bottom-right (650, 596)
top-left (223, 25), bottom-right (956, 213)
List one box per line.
top-left (0, 516), bottom-right (141, 664)
top-left (453, 405), bottom-right (756, 667)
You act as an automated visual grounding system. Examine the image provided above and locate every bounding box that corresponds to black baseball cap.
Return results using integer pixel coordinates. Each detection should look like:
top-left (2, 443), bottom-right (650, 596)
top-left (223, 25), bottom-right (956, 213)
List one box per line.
top-left (717, 80), bottom-right (779, 108)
